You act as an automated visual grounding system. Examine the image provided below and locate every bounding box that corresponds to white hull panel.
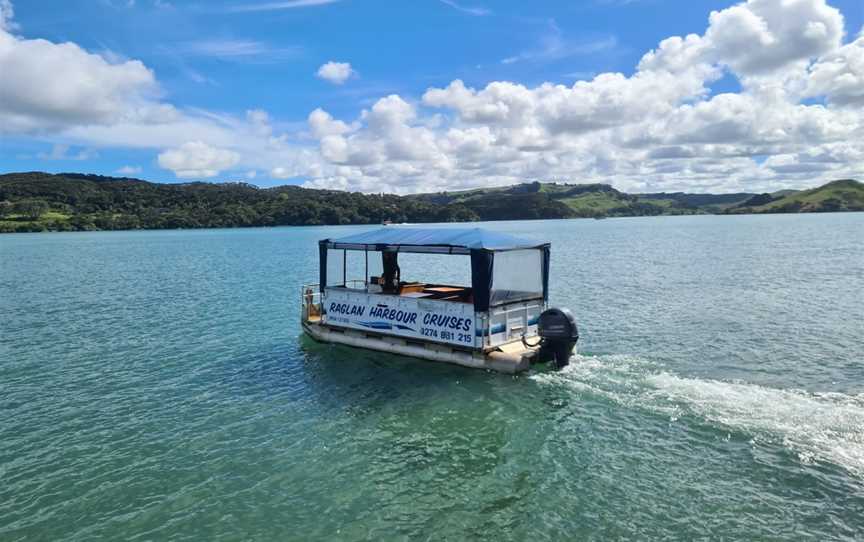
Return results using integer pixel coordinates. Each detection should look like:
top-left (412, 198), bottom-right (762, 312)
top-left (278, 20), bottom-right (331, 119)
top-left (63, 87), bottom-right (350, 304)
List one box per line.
top-left (303, 321), bottom-right (536, 374)
top-left (323, 288), bottom-right (478, 348)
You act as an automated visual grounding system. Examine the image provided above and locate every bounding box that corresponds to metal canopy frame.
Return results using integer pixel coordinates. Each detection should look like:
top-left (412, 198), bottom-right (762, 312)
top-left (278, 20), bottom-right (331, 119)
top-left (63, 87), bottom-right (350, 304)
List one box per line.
top-left (322, 242), bottom-right (475, 255)
top-left (318, 228), bottom-right (551, 312)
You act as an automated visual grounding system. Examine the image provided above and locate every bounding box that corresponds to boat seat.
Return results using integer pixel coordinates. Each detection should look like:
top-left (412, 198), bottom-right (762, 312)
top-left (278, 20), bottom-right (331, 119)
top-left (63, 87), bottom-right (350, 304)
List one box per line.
top-left (399, 283), bottom-right (425, 294)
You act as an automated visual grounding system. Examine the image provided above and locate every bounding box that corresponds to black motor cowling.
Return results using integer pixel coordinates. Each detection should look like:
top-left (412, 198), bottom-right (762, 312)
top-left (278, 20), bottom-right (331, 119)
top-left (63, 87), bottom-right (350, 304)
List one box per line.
top-left (537, 308), bottom-right (579, 368)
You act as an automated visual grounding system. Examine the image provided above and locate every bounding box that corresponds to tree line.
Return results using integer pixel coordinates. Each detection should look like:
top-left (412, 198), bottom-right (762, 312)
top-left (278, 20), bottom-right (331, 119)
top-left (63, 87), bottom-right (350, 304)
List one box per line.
top-left (0, 172), bottom-right (484, 232)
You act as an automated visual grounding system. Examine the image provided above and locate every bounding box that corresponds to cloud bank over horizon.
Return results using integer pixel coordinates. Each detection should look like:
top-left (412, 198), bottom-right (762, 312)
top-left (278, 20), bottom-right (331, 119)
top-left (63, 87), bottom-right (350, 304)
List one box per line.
top-left (0, 0), bottom-right (862, 194)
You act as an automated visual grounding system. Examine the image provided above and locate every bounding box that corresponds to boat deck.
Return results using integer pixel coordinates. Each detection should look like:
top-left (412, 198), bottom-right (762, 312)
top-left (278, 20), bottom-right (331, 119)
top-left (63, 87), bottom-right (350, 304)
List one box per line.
top-left (335, 281), bottom-right (474, 303)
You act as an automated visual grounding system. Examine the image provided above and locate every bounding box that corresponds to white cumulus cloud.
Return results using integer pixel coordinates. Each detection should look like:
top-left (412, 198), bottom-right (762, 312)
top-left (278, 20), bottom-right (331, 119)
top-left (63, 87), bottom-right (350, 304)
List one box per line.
top-left (315, 61), bottom-right (354, 85)
top-left (271, 167), bottom-right (294, 178)
top-left (158, 141), bottom-right (240, 178)
top-left (0, 24), bottom-right (156, 134)
top-left (308, 108), bottom-right (351, 138)
top-left (3, 0), bottom-right (863, 194)
top-left (300, 0), bottom-right (864, 194)
top-left (116, 165), bottom-right (142, 175)
top-left (0, 0), bottom-right (16, 31)
top-left (805, 36), bottom-right (864, 105)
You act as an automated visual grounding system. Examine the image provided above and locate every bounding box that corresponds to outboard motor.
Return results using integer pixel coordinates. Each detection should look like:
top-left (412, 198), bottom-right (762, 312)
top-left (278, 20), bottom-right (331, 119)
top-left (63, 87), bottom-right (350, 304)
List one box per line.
top-left (537, 308), bottom-right (579, 368)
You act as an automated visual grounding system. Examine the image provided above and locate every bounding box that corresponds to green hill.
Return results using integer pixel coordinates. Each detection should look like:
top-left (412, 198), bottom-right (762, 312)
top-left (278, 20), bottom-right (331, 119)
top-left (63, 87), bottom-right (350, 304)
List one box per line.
top-left (412, 181), bottom-right (698, 218)
top-left (0, 172), bottom-right (860, 233)
top-left (637, 191), bottom-right (755, 212)
top-left (726, 179), bottom-right (864, 214)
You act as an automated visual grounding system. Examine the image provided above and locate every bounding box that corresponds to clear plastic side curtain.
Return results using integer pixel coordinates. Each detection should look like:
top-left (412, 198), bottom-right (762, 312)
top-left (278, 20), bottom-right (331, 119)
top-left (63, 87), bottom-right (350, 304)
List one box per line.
top-left (489, 249), bottom-right (544, 306)
top-left (470, 249), bottom-right (494, 312)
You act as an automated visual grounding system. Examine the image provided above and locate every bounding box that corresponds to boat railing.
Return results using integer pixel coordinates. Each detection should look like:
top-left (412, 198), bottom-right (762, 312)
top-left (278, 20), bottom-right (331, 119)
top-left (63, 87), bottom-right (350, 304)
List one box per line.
top-left (493, 300), bottom-right (545, 317)
top-left (480, 299), bottom-right (546, 348)
top-left (478, 313), bottom-right (490, 348)
top-left (342, 279), bottom-right (368, 290)
top-left (301, 283), bottom-right (322, 322)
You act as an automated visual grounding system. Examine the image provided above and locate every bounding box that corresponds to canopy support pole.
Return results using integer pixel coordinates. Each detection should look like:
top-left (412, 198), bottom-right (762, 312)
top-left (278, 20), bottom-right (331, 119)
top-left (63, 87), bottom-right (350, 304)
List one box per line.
top-left (318, 241), bottom-right (327, 292)
top-left (470, 249), bottom-right (493, 312)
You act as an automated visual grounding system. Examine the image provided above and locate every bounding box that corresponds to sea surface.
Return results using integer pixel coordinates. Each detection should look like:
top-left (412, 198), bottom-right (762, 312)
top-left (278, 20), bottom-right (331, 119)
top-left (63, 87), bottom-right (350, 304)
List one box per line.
top-left (1, 213), bottom-right (863, 540)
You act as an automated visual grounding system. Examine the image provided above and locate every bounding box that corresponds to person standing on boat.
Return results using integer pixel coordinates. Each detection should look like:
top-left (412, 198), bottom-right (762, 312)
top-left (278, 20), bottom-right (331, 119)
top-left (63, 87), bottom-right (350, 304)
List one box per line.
top-left (382, 252), bottom-right (399, 293)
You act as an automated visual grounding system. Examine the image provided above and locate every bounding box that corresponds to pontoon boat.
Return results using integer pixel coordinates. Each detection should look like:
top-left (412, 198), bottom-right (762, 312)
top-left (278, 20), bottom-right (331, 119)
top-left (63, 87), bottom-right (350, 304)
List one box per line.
top-left (301, 228), bottom-right (578, 373)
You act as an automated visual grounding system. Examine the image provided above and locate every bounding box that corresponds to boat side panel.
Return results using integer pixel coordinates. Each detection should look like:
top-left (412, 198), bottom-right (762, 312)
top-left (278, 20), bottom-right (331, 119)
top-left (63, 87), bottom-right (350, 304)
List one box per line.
top-left (322, 289), bottom-right (479, 349)
top-left (484, 299), bottom-right (544, 348)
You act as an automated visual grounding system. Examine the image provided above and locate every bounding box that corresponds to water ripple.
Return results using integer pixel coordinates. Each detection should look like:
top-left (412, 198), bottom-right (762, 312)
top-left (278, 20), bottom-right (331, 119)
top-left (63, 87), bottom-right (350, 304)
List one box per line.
top-left (2, 215), bottom-right (863, 540)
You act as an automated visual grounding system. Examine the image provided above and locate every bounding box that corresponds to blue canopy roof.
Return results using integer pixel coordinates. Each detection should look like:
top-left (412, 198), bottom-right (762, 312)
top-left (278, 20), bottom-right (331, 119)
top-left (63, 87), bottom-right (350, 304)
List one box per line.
top-left (322, 227), bottom-right (547, 253)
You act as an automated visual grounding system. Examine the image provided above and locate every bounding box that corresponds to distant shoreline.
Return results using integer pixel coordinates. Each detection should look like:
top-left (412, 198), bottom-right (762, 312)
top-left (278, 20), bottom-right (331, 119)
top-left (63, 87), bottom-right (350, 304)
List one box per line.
top-left (3, 210), bottom-right (864, 236)
top-left (1, 172), bottom-right (861, 234)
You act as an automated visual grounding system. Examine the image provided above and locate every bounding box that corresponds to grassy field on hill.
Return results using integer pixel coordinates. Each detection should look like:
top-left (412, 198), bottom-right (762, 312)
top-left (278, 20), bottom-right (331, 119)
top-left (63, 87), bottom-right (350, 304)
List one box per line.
top-left (412, 181), bottom-right (700, 218)
top-left (728, 180), bottom-right (864, 214)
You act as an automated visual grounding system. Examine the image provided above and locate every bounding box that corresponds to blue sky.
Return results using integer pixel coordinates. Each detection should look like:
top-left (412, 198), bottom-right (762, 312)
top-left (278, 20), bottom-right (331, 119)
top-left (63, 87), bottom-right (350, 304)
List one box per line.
top-left (1, 0), bottom-right (863, 193)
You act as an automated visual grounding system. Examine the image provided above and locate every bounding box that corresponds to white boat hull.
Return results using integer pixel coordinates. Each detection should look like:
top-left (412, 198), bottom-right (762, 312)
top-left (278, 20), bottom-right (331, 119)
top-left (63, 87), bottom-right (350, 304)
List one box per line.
top-left (302, 320), bottom-right (537, 374)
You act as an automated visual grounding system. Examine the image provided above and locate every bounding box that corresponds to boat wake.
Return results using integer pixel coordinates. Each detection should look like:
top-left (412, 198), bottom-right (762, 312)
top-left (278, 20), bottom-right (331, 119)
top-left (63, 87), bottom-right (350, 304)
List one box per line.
top-left (532, 354), bottom-right (864, 479)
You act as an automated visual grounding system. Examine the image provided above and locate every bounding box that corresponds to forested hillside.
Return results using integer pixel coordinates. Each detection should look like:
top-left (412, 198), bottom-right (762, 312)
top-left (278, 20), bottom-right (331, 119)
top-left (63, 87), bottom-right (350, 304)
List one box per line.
top-left (0, 172), bottom-right (477, 232)
top-left (0, 172), bottom-right (861, 233)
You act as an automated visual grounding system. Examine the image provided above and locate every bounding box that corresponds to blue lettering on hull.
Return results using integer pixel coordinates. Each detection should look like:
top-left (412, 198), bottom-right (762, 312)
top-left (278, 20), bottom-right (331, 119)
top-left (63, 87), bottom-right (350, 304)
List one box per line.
top-left (422, 313), bottom-right (472, 331)
top-left (358, 321), bottom-right (416, 332)
top-left (368, 305), bottom-right (418, 326)
top-left (328, 302), bottom-right (366, 317)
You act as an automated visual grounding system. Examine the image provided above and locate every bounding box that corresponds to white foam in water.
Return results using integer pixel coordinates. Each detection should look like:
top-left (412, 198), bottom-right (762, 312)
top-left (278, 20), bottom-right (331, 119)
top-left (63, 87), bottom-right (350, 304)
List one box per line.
top-left (533, 355), bottom-right (864, 478)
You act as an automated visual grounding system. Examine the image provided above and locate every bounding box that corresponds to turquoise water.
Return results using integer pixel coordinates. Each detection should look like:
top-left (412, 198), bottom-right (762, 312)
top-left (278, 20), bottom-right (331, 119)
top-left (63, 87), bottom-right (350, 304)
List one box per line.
top-left (2, 213), bottom-right (863, 540)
